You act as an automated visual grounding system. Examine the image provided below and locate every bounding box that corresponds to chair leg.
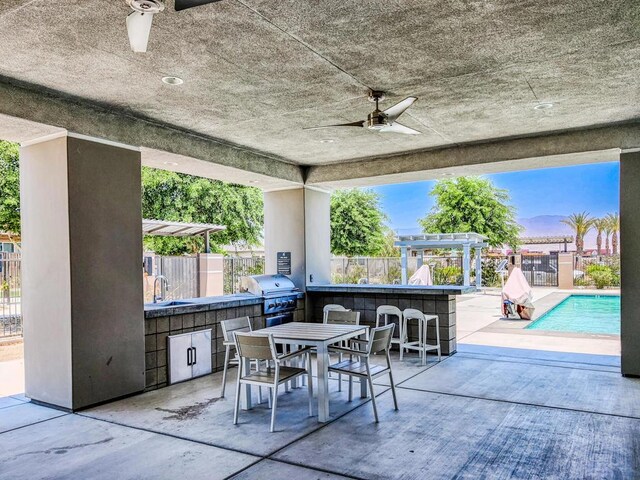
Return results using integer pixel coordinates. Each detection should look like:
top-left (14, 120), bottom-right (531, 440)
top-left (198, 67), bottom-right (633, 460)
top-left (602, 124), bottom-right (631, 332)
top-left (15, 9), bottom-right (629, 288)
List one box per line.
top-left (365, 365), bottom-right (378, 423)
top-left (270, 383), bottom-right (279, 433)
top-left (233, 364), bottom-right (242, 425)
top-left (388, 363), bottom-right (399, 411)
top-left (221, 345), bottom-right (231, 398)
top-left (399, 318), bottom-right (405, 361)
top-left (307, 354), bottom-right (314, 416)
top-left (435, 317), bottom-right (442, 361)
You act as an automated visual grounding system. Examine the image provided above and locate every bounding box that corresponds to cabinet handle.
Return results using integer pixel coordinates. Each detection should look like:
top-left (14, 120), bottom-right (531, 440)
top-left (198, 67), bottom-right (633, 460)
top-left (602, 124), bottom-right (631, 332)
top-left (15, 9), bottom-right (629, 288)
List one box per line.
top-left (192, 346), bottom-right (197, 364)
top-left (187, 347), bottom-right (192, 366)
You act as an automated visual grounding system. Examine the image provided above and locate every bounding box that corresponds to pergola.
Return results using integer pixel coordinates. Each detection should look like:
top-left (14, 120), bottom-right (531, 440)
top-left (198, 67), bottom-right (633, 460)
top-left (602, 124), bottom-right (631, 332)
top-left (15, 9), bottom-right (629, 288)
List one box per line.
top-left (394, 233), bottom-right (488, 287)
top-left (142, 219), bottom-right (226, 253)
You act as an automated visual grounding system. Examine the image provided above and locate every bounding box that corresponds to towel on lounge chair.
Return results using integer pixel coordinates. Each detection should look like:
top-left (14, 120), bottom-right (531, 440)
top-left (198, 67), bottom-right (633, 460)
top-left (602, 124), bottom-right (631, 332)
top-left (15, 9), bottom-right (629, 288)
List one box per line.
top-left (409, 264), bottom-right (433, 286)
top-left (501, 267), bottom-right (535, 320)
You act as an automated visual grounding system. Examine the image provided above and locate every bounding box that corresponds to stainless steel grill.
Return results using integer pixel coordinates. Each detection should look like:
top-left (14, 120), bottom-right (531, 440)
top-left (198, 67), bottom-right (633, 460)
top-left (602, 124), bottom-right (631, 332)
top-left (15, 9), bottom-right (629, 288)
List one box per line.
top-left (240, 274), bottom-right (300, 316)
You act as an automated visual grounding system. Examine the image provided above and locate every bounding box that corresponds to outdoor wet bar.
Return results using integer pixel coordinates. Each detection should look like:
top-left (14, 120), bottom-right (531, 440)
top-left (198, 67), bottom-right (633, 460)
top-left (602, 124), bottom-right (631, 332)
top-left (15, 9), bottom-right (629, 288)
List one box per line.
top-left (306, 284), bottom-right (473, 355)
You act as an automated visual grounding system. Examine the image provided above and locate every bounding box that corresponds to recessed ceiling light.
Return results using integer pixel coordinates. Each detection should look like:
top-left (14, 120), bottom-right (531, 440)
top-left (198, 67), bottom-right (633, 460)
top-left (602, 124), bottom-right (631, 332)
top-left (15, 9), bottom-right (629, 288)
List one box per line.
top-left (248, 180), bottom-right (259, 184)
top-left (163, 161), bottom-right (178, 166)
top-left (441, 172), bottom-right (454, 176)
top-left (534, 102), bottom-right (553, 110)
top-left (320, 139), bottom-right (336, 144)
top-left (162, 76), bottom-right (183, 85)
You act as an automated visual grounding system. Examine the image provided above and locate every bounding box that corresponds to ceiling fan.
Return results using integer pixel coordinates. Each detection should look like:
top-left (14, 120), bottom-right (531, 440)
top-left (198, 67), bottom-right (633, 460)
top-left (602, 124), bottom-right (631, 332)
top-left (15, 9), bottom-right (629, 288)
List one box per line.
top-left (126, 0), bottom-right (223, 53)
top-left (306, 91), bottom-right (422, 135)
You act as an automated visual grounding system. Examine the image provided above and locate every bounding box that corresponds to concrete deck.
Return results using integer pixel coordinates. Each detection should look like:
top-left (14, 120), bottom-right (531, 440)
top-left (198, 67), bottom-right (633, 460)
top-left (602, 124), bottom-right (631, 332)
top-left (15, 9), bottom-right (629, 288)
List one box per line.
top-left (457, 288), bottom-right (622, 356)
top-left (1, 346), bottom-right (638, 479)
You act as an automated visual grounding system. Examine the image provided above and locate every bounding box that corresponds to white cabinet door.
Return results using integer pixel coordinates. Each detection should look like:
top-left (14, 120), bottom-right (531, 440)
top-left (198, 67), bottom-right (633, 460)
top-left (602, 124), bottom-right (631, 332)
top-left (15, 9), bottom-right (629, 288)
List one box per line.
top-left (191, 329), bottom-right (212, 378)
top-left (168, 333), bottom-right (193, 384)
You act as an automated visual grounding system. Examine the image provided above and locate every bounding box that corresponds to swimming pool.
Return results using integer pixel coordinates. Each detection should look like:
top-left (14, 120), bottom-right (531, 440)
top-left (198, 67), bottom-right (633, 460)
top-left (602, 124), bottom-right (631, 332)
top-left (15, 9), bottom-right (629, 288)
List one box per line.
top-left (526, 295), bottom-right (620, 335)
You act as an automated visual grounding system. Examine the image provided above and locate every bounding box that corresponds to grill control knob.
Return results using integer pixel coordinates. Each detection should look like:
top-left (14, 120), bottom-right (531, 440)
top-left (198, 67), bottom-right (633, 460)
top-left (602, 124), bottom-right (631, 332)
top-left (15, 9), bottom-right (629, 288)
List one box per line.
top-left (268, 303), bottom-right (275, 309)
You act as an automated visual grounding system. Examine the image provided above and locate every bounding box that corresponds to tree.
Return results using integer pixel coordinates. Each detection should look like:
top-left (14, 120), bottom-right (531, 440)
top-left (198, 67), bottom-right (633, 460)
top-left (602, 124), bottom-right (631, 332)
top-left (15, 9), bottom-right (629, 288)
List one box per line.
top-left (593, 218), bottom-right (608, 255)
top-left (607, 212), bottom-right (619, 255)
top-left (0, 141), bottom-right (21, 236)
top-left (142, 167), bottom-right (263, 255)
top-left (330, 189), bottom-right (387, 257)
top-left (419, 177), bottom-right (521, 248)
top-left (561, 212), bottom-right (594, 255)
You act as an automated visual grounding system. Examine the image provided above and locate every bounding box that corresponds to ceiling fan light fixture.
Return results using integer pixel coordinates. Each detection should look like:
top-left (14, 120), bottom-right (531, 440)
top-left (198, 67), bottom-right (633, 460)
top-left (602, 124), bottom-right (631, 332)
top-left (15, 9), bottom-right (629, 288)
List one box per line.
top-left (127, 0), bottom-right (165, 14)
top-left (534, 102), bottom-right (554, 110)
top-left (126, 11), bottom-right (155, 52)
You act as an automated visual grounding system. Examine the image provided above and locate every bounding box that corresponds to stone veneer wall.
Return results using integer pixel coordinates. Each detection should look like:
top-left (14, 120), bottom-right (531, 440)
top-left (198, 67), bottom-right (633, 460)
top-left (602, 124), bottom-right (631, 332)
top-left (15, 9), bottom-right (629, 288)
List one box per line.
top-left (307, 292), bottom-right (457, 355)
top-left (144, 299), bottom-right (305, 392)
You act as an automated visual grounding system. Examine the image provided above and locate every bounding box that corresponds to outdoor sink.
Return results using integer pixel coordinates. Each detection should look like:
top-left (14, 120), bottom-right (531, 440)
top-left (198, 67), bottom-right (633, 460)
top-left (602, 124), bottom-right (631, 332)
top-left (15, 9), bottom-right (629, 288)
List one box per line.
top-left (149, 300), bottom-right (197, 307)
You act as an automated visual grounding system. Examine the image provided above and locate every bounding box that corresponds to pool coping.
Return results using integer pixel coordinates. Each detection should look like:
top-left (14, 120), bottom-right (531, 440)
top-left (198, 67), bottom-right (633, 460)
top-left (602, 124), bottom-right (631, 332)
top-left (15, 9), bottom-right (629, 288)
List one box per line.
top-left (478, 292), bottom-right (620, 340)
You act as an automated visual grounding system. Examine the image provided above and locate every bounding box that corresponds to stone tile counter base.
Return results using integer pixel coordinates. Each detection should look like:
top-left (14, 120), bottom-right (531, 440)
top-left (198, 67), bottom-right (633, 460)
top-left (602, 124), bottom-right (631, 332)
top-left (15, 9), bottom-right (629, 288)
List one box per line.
top-left (144, 298), bottom-right (304, 392)
top-left (307, 290), bottom-right (457, 355)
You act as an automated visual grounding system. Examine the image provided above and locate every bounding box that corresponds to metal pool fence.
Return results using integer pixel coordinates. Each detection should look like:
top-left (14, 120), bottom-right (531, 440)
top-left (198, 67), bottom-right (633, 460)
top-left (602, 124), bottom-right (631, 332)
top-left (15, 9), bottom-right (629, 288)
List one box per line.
top-left (0, 252), bottom-right (22, 338)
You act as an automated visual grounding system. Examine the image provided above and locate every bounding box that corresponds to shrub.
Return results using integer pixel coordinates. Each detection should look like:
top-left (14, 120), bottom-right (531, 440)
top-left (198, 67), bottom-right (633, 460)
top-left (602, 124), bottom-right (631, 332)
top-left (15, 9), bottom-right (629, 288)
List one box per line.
top-left (585, 263), bottom-right (615, 289)
top-left (433, 265), bottom-right (462, 285)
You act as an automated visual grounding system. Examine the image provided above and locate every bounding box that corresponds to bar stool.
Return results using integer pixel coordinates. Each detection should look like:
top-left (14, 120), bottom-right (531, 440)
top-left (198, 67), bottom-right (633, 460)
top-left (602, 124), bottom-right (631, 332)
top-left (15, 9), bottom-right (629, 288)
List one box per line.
top-left (376, 305), bottom-right (407, 359)
top-left (401, 308), bottom-right (442, 365)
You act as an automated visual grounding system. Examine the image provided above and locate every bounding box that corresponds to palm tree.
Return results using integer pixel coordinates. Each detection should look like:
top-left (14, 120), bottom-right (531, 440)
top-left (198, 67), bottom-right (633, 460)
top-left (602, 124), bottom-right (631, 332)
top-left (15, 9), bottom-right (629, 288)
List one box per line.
top-left (607, 213), bottom-right (620, 256)
top-left (593, 218), bottom-right (608, 256)
top-left (561, 212), bottom-right (594, 255)
top-left (603, 222), bottom-right (612, 256)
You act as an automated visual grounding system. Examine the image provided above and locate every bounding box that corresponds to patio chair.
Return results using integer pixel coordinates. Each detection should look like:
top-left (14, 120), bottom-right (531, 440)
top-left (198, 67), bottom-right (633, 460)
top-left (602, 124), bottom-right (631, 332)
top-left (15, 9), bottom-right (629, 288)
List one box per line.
top-left (233, 332), bottom-right (313, 432)
top-left (401, 308), bottom-right (441, 365)
top-left (220, 316), bottom-right (266, 402)
top-left (328, 324), bottom-right (399, 422)
top-left (376, 305), bottom-right (407, 359)
top-left (323, 303), bottom-right (348, 322)
top-left (325, 309), bottom-right (361, 391)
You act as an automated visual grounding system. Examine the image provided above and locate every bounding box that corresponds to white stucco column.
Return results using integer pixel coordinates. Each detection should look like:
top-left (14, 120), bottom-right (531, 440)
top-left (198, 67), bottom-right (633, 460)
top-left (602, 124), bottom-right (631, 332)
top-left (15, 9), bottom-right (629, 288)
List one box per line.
top-left (462, 244), bottom-right (471, 287)
top-left (20, 134), bottom-right (144, 410)
top-left (475, 248), bottom-right (482, 288)
top-left (263, 187), bottom-right (331, 290)
top-left (400, 246), bottom-right (408, 284)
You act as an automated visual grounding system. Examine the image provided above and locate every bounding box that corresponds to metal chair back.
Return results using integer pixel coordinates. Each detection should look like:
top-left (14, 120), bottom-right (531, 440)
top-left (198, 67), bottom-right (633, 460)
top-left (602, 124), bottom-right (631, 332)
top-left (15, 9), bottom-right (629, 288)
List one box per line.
top-left (221, 316), bottom-right (252, 343)
top-left (325, 309), bottom-right (360, 325)
top-left (369, 324), bottom-right (395, 354)
top-left (234, 332), bottom-right (276, 361)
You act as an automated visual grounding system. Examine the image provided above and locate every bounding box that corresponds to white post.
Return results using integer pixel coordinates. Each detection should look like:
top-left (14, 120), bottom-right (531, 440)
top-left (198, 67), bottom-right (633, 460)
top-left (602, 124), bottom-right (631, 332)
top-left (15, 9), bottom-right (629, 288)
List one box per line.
top-left (401, 246), bottom-right (408, 284)
top-left (463, 244), bottom-right (471, 287)
top-left (475, 248), bottom-right (482, 288)
top-left (417, 250), bottom-right (424, 269)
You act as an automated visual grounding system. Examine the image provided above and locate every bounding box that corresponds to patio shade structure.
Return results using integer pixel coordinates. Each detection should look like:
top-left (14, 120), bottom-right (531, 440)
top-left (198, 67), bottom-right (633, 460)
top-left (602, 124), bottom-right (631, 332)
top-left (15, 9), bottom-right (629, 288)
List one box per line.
top-left (142, 219), bottom-right (226, 253)
top-left (519, 236), bottom-right (573, 252)
top-left (394, 233), bottom-right (488, 287)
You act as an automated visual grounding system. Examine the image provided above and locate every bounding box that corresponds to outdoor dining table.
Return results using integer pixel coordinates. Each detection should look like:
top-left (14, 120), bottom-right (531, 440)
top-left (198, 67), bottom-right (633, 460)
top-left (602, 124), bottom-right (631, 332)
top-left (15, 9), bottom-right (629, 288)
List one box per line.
top-left (240, 321), bottom-right (369, 423)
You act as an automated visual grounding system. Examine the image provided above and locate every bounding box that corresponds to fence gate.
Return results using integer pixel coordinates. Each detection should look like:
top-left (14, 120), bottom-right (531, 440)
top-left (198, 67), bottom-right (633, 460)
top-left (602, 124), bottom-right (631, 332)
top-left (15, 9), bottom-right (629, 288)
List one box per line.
top-left (521, 254), bottom-right (558, 287)
top-left (0, 252), bottom-right (22, 338)
top-left (156, 255), bottom-right (199, 300)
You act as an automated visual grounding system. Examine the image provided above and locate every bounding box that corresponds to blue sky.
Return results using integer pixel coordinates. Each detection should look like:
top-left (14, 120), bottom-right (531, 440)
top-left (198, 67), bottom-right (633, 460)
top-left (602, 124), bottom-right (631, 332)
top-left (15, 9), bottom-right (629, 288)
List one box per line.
top-left (370, 162), bottom-right (620, 232)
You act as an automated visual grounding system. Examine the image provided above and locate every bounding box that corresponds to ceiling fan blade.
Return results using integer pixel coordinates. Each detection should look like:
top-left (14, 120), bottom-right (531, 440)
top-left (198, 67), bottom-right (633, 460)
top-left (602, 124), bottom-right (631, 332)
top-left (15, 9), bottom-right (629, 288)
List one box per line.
top-left (383, 97), bottom-right (418, 122)
top-left (304, 121), bottom-right (365, 130)
top-left (175, 0), bottom-right (224, 11)
top-left (126, 11), bottom-right (154, 53)
top-left (379, 122), bottom-right (422, 135)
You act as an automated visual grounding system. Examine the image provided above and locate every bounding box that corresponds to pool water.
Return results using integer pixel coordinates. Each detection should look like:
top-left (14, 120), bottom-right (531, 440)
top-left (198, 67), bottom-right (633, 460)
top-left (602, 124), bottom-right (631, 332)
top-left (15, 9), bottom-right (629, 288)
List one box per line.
top-left (526, 295), bottom-right (620, 335)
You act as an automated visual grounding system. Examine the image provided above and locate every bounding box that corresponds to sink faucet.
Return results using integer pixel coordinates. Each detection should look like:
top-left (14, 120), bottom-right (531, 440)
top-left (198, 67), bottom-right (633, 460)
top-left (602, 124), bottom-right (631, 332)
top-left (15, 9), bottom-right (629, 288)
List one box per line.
top-left (153, 275), bottom-right (169, 304)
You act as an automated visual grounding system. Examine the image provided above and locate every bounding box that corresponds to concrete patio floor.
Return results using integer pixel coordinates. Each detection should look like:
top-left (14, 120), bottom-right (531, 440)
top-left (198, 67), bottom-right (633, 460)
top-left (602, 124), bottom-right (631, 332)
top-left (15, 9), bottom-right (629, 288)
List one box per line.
top-left (1, 346), bottom-right (638, 479)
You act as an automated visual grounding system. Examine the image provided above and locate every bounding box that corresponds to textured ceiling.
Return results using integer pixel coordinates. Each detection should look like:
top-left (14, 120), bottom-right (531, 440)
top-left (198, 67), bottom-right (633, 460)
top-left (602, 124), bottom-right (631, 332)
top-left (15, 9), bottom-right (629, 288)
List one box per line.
top-left (0, 0), bottom-right (638, 166)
